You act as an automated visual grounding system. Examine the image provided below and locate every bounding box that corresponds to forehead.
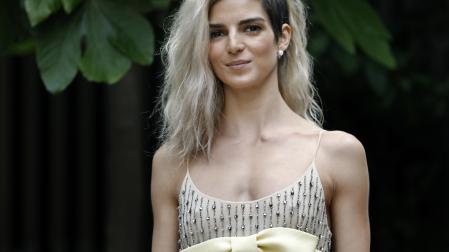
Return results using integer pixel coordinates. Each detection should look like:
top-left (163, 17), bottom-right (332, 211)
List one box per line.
top-left (209, 0), bottom-right (268, 23)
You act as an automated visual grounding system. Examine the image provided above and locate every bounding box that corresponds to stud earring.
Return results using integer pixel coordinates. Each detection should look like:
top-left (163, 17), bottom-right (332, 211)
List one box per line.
top-left (277, 50), bottom-right (284, 59)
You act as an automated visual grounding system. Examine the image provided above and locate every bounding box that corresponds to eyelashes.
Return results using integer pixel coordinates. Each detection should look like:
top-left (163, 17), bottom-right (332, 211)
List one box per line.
top-left (209, 24), bottom-right (263, 39)
top-left (244, 24), bottom-right (262, 33)
top-left (210, 31), bottom-right (225, 39)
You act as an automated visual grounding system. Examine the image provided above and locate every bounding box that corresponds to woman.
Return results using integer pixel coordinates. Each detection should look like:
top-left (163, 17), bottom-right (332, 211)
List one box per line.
top-left (151, 0), bottom-right (370, 251)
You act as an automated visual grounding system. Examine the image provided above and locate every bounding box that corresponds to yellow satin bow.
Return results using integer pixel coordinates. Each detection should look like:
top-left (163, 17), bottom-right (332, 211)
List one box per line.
top-left (181, 227), bottom-right (321, 252)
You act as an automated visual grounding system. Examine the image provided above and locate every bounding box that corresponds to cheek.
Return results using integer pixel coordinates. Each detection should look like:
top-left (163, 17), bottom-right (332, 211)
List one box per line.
top-left (250, 37), bottom-right (277, 61)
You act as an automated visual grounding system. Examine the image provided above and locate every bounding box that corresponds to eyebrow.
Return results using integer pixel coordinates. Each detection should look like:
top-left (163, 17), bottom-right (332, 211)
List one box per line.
top-left (209, 17), bottom-right (266, 28)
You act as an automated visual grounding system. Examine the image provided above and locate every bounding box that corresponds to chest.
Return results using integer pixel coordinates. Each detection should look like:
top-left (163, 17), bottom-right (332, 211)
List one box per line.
top-left (179, 160), bottom-right (333, 251)
top-left (187, 140), bottom-right (318, 202)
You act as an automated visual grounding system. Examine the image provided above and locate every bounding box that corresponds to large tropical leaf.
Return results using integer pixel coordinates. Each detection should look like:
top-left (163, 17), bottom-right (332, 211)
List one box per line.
top-left (78, 0), bottom-right (132, 84)
top-left (339, 0), bottom-right (391, 40)
top-left (337, 0), bottom-right (396, 69)
top-left (311, 0), bottom-right (356, 54)
top-left (78, 0), bottom-right (155, 83)
top-left (25, 0), bottom-right (61, 26)
top-left (102, 1), bottom-right (155, 65)
top-left (3, 0), bottom-right (166, 93)
top-left (355, 32), bottom-right (396, 70)
top-left (61, 0), bottom-right (82, 14)
top-left (311, 0), bottom-right (396, 69)
top-left (36, 13), bottom-right (83, 93)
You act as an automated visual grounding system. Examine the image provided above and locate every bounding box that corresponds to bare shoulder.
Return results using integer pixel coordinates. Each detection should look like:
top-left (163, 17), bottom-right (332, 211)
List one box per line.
top-left (151, 143), bottom-right (184, 252)
top-left (319, 130), bottom-right (369, 189)
top-left (321, 130), bottom-right (366, 161)
top-left (152, 143), bottom-right (181, 170)
top-left (151, 143), bottom-right (185, 202)
top-left (319, 131), bottom-right (371, 251)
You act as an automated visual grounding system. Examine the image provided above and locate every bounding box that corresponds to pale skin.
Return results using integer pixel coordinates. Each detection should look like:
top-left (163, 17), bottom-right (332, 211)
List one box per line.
top-left (151, 0), bottom-right (370, 251)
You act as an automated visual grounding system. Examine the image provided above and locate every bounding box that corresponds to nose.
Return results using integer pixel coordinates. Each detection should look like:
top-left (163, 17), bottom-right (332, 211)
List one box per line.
top-left (227, 30), bottom-right (245, 54)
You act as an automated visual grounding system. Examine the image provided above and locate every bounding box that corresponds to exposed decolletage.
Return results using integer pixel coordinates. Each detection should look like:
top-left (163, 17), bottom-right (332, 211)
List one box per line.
top-left (177, 130), bottom-right (332, 252)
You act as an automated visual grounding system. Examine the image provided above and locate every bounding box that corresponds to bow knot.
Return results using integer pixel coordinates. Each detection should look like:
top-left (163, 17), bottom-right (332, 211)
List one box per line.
top-left (230, 235), bottom-right (258, 252)
top-left (181, 227), bottom-right (321, 252)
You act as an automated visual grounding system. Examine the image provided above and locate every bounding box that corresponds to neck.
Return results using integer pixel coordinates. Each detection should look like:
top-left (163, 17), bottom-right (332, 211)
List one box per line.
top-left (218, 74), bottom-right (296, 143)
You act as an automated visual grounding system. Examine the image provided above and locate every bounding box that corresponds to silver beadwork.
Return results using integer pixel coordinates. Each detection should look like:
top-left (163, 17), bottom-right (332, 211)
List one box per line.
top-left (178, 163), bottom-right (332, 252)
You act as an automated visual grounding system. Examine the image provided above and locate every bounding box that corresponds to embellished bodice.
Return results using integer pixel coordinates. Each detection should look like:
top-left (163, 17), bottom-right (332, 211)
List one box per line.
top-left (177, 162), bottom-right (332, 251)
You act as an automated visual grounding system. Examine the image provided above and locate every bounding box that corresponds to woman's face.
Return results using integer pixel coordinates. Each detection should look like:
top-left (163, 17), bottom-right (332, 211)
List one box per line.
top-left (208, 0), bottom-right (280, 90)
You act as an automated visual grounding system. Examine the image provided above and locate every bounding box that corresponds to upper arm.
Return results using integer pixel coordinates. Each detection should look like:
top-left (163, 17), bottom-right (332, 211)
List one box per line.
top-left (326, 131), bottom-right (370, 252)
top-left (151, 145), bottom-right (182, 252)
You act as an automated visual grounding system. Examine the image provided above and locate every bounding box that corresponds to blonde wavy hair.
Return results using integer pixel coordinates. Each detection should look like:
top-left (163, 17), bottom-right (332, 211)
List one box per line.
top-left (156, 0), bottom-right (323, 167)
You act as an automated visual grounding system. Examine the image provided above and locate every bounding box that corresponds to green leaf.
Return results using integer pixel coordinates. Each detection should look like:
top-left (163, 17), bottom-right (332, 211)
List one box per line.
top-left (312, 0), bottom-right (396, 69)
top-left (79, 0), bottom-right (132, 84)
top-left (311, 0), bottom-right (356, 54)
top-left (25, 0), bottom-right (61, 26)
top-left (339, 0), bottom-right (391, 40)
top-left (36, 13), bottom-right (83, 93)
top-left (356, 32), bottom-right (396, 69)
top-left (61, 0), bottom-right (82, 14)
top-left (336, 0), bottom-right (396, 69)
top-left (102, 1), bottom-right (155, 65)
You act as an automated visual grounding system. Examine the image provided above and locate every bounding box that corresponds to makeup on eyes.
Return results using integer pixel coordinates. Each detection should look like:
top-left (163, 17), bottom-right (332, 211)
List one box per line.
top-left (209, 17), bottom-right (266, 38)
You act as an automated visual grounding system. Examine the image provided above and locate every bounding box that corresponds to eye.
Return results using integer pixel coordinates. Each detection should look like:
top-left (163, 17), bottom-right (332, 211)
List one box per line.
top-left (210, 30), bottom-right (224, 39)
top-left (244, 25), bottom-right (262, 33)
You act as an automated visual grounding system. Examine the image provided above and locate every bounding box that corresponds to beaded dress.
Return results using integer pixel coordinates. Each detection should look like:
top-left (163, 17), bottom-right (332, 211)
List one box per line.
top-left (177, 130), bottom-right (332, 251)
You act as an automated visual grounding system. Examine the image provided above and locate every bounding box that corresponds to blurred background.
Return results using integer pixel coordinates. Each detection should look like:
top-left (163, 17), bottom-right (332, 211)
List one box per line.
top-left (0, 0), bottom-right (448, 251)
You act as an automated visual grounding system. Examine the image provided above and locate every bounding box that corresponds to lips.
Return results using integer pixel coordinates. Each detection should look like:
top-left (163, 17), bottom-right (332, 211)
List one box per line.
top-left (226, 60), bottom-right (251, 67)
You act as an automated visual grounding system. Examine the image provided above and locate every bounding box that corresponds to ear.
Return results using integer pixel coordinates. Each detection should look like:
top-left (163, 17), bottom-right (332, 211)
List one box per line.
top-left (278, 23), bottom-right (292, 51)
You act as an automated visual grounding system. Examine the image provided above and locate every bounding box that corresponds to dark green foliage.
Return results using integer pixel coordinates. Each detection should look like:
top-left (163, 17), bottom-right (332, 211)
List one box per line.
top-left (310, 0), bottom-right (396, 69)
top-left (309, 1), bottom-right (449, 249)
top-left (0, 0), bottom-right (393, 94)
top-left (36, 11), bottom-right (82, 93)
top-left (1, 1), bottom-right (448, 251)
top-left (0, 0), bottom-right (171, 93)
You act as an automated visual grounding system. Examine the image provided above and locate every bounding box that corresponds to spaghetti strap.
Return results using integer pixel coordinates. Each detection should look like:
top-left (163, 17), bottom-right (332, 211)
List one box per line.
top-left (312, 129), bottom-right (325, 162)
top-left (186, 162), bottom-right (191, 177)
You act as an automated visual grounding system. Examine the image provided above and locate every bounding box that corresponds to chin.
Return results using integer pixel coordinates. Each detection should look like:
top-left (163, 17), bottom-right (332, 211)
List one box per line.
top-left (221, 78), bottom-right (261, 90)
top-left (219, 71), bottom-right (261, 88)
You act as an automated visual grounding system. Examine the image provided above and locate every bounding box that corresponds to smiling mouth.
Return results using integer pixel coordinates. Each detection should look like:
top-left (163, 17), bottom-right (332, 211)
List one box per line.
top-left (226, 60), bottom-right (251, 68)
